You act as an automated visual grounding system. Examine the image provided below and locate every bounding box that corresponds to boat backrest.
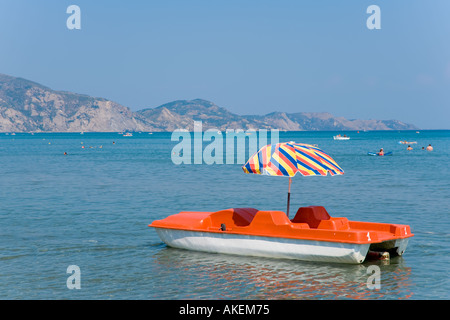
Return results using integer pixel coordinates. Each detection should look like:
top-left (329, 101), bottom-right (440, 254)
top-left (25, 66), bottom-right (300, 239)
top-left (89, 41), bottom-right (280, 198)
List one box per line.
top-left (232, 208), bottom-right (259, 225)
top-left (249, 211), bottom-right (291, 230)
top-left (209, 208), bottom-right (258, 228)
top-left (291, 206), bottom-right (331, 228)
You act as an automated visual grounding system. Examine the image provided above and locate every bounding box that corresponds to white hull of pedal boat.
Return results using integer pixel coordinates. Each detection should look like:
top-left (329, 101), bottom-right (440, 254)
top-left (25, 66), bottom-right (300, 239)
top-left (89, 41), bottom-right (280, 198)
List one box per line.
top-left (155, 228), bottom-right (380, 264)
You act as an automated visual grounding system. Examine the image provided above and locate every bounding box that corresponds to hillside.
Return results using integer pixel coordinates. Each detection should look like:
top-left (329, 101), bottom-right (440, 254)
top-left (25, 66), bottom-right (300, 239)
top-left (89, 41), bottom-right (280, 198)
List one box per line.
top-left (0, 73), bottom-right (148, 132)
top-left (0, 73), bottom-right (418, 132)
top-left (138, 100), bottom-right (418, 131)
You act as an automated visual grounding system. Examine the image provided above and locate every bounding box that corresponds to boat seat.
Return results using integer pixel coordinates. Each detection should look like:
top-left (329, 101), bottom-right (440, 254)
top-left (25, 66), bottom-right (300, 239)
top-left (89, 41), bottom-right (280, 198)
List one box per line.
top-left (291, 206), bottom-right (349, 230)
top-left (209, 208), bottom-right (258, 228)
top-left (232, 208), bottom-right (258, 225)
top-left (291, 206), bottom-right (331, 228)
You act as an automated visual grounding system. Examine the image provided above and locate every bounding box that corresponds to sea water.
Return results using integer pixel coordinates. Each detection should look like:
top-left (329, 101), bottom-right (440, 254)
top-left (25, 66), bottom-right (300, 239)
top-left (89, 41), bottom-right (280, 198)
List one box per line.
top-left (0, 130), bottom-right (449, 299)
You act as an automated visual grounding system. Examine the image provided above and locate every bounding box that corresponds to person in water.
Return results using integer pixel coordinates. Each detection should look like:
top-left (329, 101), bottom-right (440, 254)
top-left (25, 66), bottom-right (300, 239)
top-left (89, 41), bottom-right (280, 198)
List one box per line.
top-left (378, 148), bottom-right (384, 156)
top-left (407, 145), bottom-right (413, 151)
top-left (426, 144), bottom-right (433, 151)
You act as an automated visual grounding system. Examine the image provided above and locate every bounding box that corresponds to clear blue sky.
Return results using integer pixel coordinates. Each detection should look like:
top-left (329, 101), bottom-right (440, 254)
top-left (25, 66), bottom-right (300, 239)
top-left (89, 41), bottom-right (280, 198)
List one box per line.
top-left (0, 0), bottom-right (449, 129)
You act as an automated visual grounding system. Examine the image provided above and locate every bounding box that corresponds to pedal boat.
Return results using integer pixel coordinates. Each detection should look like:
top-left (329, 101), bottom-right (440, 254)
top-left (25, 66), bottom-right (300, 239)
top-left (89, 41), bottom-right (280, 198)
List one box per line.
top-left (150, 206), bottom-right (413, 264)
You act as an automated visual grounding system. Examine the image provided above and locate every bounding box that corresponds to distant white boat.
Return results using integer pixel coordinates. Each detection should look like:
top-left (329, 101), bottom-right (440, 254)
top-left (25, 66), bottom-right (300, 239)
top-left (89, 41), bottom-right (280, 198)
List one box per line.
top-left (123, 133), bottom-right (133, 137)
top-left (333, 135), bottom-right (350, 140)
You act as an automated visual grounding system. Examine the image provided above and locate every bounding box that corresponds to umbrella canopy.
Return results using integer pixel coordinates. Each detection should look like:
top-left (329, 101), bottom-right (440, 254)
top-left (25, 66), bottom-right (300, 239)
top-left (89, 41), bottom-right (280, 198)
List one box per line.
top-left (243, 141), bottom-right (344, 177)
top-left (242, 141), bottom-right (344, 217)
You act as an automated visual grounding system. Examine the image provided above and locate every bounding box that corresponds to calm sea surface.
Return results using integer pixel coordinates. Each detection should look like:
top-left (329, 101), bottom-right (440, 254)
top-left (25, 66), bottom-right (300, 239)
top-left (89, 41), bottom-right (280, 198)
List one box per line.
top-left (0, 130), bottom-right (449, 299)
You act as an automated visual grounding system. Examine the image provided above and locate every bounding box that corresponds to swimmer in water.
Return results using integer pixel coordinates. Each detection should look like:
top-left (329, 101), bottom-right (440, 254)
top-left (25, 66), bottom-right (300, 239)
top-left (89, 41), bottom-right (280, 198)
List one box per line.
top-left (407, 145), bottom-right (413, 151)
top-left (426, 144), bottom-right (433, 151)
top-left (378, 148), bottom-right (384, 156)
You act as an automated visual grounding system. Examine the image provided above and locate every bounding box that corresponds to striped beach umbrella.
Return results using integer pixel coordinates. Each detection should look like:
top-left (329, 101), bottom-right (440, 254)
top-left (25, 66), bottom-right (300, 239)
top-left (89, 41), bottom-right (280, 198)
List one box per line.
top-left (242, 141), bottom-right (344, 217)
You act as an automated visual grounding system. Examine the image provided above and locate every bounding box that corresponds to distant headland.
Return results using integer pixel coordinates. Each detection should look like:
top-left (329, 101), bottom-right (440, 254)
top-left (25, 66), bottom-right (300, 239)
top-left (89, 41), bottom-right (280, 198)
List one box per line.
top-left (0, 73), bottom-right (418, 132)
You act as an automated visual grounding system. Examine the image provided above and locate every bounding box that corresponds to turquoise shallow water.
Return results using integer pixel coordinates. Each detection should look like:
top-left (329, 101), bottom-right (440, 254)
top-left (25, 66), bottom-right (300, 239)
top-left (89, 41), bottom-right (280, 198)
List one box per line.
top-left (0, 130), bottom-right (449, 299)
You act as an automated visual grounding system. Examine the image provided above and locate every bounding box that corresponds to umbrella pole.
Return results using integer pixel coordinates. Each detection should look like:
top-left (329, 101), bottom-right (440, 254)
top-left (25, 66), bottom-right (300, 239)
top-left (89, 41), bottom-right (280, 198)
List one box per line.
top-left (287, 177), bottom-right (292, 218)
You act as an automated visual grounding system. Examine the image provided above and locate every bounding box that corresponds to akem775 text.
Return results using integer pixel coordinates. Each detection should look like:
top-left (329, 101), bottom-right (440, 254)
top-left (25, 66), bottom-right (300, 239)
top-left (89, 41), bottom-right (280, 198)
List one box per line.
top-left (179, 304), bottom-right (270, 317)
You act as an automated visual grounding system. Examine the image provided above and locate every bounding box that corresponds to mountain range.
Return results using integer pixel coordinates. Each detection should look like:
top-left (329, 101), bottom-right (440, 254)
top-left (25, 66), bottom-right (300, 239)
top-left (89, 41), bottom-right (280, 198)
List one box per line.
top-left (0, 73), bottom-right (418, 132)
